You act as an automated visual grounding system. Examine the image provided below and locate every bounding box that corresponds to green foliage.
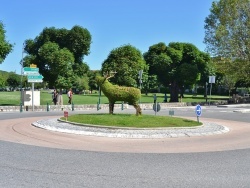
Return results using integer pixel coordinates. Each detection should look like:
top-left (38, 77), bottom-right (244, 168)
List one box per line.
top-left (0, 70), bottom-right (9, 87)
top-left (204, 0), bottom-right (250, 85)
top-left (37, 42), bottom-right (75, 88)
top-left (101, 44), bottom-right (147, 87)
top-left (6, 73), bottom-right (20, 90)
top-left (74, 75), bottom-right (89, 92)
top-left (144, 42), bottom-right (212, 102)
top-left (88, 70), bottom-right (101, 92)
top-left (23, 25), bottom-right (92, 88)
top-left (0, 21), bottom-right (13, 63)
top-left (96, 76), bottom-right (141, 105)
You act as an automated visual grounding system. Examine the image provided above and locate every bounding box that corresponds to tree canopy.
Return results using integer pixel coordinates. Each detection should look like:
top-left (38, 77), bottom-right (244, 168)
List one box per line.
top-left (144, 42), bottom-right (212, 102)
top-left (0, 21), bottom-right (13, 64)
top-left (204, 0), bottom-right (250, 85)
top-left (23, 25), bottom-right (91, 88)
top-left (101, 44), bottom-right (147, 87)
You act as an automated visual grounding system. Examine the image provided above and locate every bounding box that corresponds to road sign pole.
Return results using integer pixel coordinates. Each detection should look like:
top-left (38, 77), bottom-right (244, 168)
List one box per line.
top-left (209, 83), bottom-right (212, 106)
top-left (32, 82), bottom-right (34, 111)
top-left (195, 104), bottom-right (202, 122)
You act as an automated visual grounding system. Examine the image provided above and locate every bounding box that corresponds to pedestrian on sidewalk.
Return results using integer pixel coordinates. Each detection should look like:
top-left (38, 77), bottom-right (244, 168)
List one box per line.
top-left (67, 88), bottom-right (73, 104)
top-left (52, 89), bottom-right (58, 105)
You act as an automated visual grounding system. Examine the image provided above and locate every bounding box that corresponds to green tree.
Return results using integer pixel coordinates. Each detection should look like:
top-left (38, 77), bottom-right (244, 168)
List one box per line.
top-left (74, 75), bottom-right (89, 93)
top-left (37, 42), bottom-right (76, 88)
top-left (144, 42), bottom-right (211, 102)
top-left (0, 21), bottom-right (13, 63)
top-left (88, 70), bottom-right (101, 93)
top-left (101, 44), bottom-right (147, 87)
top-left (213, 57), bottom-right (238, 96)
top-left (0, 74), bottom-right (5, 87)
top-left (23, 25), bottom-right (91, 88)
top-left (0, 70), bottom-right (9, 88)
top-left (6, 73), bottom-right (20, 90)
top-left (204, 0), bottom-right (250, 84)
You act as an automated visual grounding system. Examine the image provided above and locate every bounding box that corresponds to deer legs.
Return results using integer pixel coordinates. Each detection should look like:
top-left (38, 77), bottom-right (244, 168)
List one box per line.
top-left (109, 102), bottom-right (141, 116)
top-left (109, 102), bottom-right (115, 114)
top-left (134, 104), bottom-right (142, 116)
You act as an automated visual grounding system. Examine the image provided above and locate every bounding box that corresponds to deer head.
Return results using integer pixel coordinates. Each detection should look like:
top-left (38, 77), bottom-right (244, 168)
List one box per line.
top-left (103, 71), bottom-right (117, 80)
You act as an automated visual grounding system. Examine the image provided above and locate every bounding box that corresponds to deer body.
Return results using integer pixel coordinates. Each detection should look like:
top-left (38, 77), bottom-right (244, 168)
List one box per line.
top-left (96, 76), bottom-right (142, 115)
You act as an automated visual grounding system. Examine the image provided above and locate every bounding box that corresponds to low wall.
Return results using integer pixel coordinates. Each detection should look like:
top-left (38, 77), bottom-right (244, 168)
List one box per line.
top-left (0, 101), bottom-right (228, 112)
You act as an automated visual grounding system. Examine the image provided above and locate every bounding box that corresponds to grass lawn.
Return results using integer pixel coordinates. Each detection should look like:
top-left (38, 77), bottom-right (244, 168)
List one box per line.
top-left (0, 90), bottom-right (229, 106)
top-left (61, 113), bottom-right (202, 128)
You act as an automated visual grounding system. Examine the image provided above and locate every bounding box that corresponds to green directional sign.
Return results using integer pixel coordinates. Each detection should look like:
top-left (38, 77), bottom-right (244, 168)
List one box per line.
top-left (28, 75), bottom-right (43, 79)
top-left (23, 67), bottom-right (39, 75)
top-left (27, 74), bottom-right (43, 83)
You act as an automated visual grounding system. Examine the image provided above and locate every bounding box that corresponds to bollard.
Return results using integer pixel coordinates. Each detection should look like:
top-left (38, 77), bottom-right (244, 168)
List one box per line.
top-left (20, 103), bottom-right (23, 113)
top-left (97, 102), bottom-right (100, 111)
top-left (121, 102), bottom-right (124, 110)
top-left (47, 102), bottom-right (49, 112)
top-left (72, 102), bottom-right (74, 111)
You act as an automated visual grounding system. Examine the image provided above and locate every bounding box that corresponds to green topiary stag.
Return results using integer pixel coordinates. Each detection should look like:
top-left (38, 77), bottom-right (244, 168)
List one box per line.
top-left (96, 73), bottom-right (142, 116)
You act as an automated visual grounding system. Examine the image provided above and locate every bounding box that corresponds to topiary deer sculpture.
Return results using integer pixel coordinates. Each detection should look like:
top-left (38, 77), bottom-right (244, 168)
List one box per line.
top-left (96, 73), bottom-right (142, 116)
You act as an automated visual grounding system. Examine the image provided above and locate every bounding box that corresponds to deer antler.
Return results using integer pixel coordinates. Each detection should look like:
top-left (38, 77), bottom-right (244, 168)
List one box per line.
top-left (104, 71), bottom-right (117, 80)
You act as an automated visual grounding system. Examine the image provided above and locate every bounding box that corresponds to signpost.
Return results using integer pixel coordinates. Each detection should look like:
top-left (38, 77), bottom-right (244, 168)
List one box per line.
top-left (23, 65), bottom-right (43, 111)
top-left (195, 104), bottom-right (202, 122)
top-left (208, 76), bottom-right (216, 106)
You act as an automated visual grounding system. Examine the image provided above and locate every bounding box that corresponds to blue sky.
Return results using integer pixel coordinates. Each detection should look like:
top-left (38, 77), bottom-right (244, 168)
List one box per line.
top-left (0, 0), bottom-right (213, 73)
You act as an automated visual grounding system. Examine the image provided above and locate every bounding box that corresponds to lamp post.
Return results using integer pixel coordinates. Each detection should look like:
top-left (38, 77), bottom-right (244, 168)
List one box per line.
top-left (97, 86), bottom-right (101, 110)
top-left (20, 43), bottom-right (25, 112)
top-left (205, 82), bottom-right (208, 104)
top-left (138, 70), bottom-right (143, 106)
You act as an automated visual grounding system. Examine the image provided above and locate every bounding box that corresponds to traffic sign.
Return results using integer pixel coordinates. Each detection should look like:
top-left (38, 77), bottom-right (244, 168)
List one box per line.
top-left (28, 75), bottom-right (43, 79)
top-left (64, 111), bottom-right (68, 117)
top-left (23, 67), bottom-right (39, 75)
top-left (153, 103), bottom-right (161, 112)
top-left (195, 104), bottom-right (202, 116)
top-left (27, 74), bottom-right (43, 83)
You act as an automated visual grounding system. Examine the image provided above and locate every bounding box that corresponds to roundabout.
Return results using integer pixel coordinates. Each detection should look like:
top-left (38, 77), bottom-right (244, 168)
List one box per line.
top-left (0, 110), bottom-right (249, 153)
top-left (1, 107), bottom-right (250, 187)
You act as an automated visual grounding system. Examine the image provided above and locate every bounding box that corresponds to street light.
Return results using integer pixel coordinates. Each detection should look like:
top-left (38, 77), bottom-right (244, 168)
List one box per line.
top-left (205, 82), bottom-right (208, 104)
top-left (20, 43), bottom-right (25, 111)
top-left (138, 70), bottom-right (143, 106)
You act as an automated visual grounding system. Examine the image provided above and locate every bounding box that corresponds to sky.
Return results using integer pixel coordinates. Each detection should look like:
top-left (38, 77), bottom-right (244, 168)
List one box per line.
top-left (0, 0), bottom-right (214, 74)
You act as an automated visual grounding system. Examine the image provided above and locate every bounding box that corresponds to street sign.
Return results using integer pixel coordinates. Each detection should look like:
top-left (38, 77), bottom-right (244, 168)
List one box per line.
top-left (195, 104), bottom-right (202, 117)
top-left (23, 67), bottom-right (39, 75)
top-left (209, 76), bottom-right (216, 83)
top-left (153, 103), bottom-right (161, 112)
top-left (28, 75), bottom-right (43, 79)
top-left (64, 111), bottom-right (68, 117)
top-left (64, 111), bottom-right (68, 121)
top-left (27, 74), bottom-right (43, 83)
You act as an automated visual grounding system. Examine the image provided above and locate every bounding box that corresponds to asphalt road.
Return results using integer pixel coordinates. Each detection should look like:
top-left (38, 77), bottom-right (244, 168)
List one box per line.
top-left (0, 106), bottom-right (250, 188)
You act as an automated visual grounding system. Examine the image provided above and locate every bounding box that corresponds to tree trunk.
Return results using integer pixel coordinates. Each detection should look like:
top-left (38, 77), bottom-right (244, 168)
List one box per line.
top-left (169, 81), bottom-right (179, 102)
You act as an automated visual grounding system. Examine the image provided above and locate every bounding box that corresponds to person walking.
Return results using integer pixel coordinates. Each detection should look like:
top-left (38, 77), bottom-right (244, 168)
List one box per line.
top-left (57, 89), bottom-right (63, 105)
top-left (52, 89), bottom-right (58, 105)
top-left (67, 88), bottom-right (73, 104)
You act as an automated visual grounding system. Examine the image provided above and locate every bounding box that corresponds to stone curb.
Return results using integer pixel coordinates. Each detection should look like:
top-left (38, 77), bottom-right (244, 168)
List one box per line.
top-left (32, 118), bottom-right (230, 139)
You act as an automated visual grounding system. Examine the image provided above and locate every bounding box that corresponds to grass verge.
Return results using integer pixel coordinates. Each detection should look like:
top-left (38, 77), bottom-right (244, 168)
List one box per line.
top-left (60, 113), bottom-right (202, 128)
